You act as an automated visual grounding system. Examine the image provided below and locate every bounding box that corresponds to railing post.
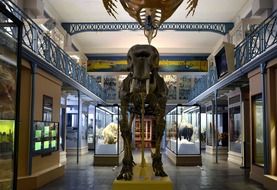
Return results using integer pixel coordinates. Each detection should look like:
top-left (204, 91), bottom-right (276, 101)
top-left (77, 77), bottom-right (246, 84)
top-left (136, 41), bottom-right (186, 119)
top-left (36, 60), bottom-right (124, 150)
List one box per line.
top-left (43, 35), bottom-right (51, 62)
top-left (32, 25), bottom-right (38, 54)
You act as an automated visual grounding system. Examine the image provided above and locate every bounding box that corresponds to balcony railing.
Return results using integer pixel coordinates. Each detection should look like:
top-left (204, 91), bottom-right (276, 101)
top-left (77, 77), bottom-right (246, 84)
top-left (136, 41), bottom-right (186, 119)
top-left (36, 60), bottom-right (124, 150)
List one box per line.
top-left (188, 10), bottom-right (277, 101)
top-left (0, 0), bottom-right (105, 100)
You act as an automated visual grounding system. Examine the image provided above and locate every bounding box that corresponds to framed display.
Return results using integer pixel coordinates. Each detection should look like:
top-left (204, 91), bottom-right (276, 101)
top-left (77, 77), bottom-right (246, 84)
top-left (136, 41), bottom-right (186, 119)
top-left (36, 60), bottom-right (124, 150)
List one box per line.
top-left (32, 121), bottom-right (59, 156)
top-left (214, 42), bottom-right (235, 79)
top-left (42, 95), bottom-right (53, 122)
top-left (0, 120), bottom-right (14, 153)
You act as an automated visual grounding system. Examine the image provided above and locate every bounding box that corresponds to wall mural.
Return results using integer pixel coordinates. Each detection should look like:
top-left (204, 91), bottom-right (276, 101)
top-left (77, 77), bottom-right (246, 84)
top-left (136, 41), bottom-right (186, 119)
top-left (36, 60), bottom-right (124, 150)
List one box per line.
top-left (87, 55), bottom-right (208, 72)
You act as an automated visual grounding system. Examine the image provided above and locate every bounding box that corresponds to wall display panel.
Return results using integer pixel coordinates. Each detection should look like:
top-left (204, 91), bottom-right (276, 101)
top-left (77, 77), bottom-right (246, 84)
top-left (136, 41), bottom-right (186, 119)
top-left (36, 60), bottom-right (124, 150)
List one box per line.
top-left (104, 76), bottom-right (117, 100)
top-left (87, 55), bottom-right (208, 72)
top-left (95, 105), bottom-right (123, 155)
top-left (32, 121), bottom-right (59, 155)
top-left (92, 75), bottom-right (102, 86)
top-left (253, 95), bottom-right (264, 166)
top-left (0, 120), bottom-right (14, 189)
top-left (90, 73), bottom-right (206, 102)
top-left (229, 106), bottom-right (241, 153)
top-left (163, 75), bottom-right (177, 100)
top-left (179, 76), bottom-right (192, 100)
top-left (166, 105), bottom-right (201, 155)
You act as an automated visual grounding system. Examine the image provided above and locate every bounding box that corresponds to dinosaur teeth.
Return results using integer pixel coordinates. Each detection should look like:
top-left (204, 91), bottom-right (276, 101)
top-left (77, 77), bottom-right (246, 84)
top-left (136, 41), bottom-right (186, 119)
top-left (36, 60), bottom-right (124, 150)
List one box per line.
top-left (146, 79), bottom-right (150, 95)
top-left (130, 79), bottom-right (135, 93)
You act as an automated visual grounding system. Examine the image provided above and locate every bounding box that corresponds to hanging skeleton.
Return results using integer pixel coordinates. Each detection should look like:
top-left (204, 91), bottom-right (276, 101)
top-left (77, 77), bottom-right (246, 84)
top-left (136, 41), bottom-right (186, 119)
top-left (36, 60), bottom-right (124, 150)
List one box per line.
top-left (102, 0), bottom-right (199, 44)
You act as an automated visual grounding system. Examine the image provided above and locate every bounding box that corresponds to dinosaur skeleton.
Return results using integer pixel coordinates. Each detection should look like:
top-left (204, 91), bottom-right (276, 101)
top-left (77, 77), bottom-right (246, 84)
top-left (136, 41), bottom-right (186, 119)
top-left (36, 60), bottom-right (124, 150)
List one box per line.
top-left (117, 44), bottom-right (168, 180)
top-left (102, 0), bottom-right (199, 43)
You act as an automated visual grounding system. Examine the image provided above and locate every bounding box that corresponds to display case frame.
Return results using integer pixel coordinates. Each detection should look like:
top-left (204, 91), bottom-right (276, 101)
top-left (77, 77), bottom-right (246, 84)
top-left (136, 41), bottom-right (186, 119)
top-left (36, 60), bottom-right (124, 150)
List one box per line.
top-left (165, 105), bottom-right (202, 166)
top-left (94, 104), bottom-right (124, 166)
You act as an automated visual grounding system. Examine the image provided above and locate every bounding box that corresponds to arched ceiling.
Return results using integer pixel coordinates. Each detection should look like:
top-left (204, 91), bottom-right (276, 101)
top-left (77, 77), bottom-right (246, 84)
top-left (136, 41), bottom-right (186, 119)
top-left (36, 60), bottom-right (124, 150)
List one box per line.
top-left (45, 0), bottom-right (249, 54)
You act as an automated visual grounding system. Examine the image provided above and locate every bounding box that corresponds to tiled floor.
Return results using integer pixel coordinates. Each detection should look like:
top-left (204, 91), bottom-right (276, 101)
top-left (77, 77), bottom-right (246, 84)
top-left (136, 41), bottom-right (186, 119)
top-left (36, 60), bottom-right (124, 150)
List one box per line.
top-left (41, 150), bottom-right (265, 190)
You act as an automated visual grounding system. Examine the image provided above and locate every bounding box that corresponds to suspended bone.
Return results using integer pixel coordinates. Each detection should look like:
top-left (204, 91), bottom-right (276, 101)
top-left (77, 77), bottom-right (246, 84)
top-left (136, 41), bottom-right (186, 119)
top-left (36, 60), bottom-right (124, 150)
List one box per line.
top-left (102, 0), bottom-right (199, 43)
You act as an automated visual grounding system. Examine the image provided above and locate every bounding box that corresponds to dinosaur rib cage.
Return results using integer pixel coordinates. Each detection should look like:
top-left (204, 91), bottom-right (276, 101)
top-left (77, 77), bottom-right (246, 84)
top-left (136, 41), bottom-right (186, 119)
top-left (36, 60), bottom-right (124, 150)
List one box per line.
top-left (139, 8), bottom-right (162, 29)
top-left (120, 0), bottom-right (184, 28)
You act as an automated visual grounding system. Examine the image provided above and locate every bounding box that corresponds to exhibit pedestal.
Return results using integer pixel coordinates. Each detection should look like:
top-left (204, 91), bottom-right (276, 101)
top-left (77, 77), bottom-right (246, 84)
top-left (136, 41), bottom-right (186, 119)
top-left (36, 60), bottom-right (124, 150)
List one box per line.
top-left (94, 151), bottom-right (124, 166)
top-left (206, 145), bottom-right (228, 160)
top-left (112, 164), bottom-right (173, 190)
top-left (166, 148), bottom-right (202, 166)
top-left (228, 151), bottom-right (242, 165)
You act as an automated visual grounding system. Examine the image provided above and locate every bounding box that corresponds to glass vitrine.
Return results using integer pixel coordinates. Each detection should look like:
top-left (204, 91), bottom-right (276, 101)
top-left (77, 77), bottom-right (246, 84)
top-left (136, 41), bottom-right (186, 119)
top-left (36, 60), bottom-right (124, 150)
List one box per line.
top-left (229, 106), bottom-right (241, 153)
top-left (94, 105), bottom-right (123, 155)
top-left (252, 95), bottom-right (264, 166)
top-left (0, 4), bottom-right (22, 190)
top-left (166, 105), bottom-right (201, 155)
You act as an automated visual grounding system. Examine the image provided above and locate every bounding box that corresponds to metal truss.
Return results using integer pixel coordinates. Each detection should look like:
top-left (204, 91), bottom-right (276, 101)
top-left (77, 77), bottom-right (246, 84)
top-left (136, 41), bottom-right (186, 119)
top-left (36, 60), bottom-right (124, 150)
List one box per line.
top-left (61, 22), bottom-right (234, 35)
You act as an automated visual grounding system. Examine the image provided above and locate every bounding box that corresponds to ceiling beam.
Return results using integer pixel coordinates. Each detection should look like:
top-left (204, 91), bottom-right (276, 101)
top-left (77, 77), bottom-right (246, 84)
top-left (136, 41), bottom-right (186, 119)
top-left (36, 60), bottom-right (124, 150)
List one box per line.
top-left (61, 22), bottom-right (234, 35)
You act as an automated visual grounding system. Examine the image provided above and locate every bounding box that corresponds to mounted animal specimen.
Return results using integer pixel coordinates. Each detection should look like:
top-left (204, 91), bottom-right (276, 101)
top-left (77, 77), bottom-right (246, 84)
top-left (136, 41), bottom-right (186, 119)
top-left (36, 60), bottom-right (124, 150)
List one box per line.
top-left (102, 0), bottom-right (199, 43)
top-left (118, 44), bottom-right (168, 180)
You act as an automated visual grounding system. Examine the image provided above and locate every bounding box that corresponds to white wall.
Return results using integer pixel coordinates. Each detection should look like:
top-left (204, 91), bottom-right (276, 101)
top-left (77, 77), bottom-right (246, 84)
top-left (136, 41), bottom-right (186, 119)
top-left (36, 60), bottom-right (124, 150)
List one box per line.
top-left (274, 0), bottom-right (277, 10)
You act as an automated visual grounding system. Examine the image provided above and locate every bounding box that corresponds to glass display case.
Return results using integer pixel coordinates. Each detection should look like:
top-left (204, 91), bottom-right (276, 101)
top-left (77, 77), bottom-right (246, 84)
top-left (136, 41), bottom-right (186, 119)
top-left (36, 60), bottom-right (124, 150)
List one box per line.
top-left (206, 110), bottom-right (213, 146)
top-left (87, 105), bottom-right (95, 150)
top-left (0, 5), bottom-right (22, 190)
top-left (94, 105), bottom-right (123, 165)
top-left (166, 105), bottom-right (202, 165)
top-left (252, 95), bottom-right (264, 166)
top-left (200, 113), bottom-right (207, 148)
top-left (229, 106), bottom-right (241, 153)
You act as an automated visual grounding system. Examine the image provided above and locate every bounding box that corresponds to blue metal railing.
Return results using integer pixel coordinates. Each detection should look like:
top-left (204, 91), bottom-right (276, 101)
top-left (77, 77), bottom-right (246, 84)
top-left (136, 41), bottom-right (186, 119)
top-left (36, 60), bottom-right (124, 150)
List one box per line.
top-left (235, 10), bottom-right (277, 68)
top-left (0, 0), bottom-right (106, 100)
top-left (188, 10), bottom-right (277, 101)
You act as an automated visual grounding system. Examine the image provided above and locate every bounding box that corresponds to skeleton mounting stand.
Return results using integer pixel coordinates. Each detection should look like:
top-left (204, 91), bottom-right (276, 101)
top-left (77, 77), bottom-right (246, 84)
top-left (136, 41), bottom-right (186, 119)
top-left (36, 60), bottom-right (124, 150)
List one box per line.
top-left (140, 92), bottom-right (146, 168)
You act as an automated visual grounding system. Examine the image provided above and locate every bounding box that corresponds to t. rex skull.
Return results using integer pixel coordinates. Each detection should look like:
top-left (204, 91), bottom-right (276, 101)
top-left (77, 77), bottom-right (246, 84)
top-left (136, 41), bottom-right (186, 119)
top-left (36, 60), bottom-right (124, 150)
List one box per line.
top-left (127, 44), bottom-right (159, 94)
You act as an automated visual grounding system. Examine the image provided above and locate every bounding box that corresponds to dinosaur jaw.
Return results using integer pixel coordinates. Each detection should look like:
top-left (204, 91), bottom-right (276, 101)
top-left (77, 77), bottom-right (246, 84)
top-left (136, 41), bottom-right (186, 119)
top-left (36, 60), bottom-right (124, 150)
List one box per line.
top-left (129, 75), bottom-right (155, 95)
